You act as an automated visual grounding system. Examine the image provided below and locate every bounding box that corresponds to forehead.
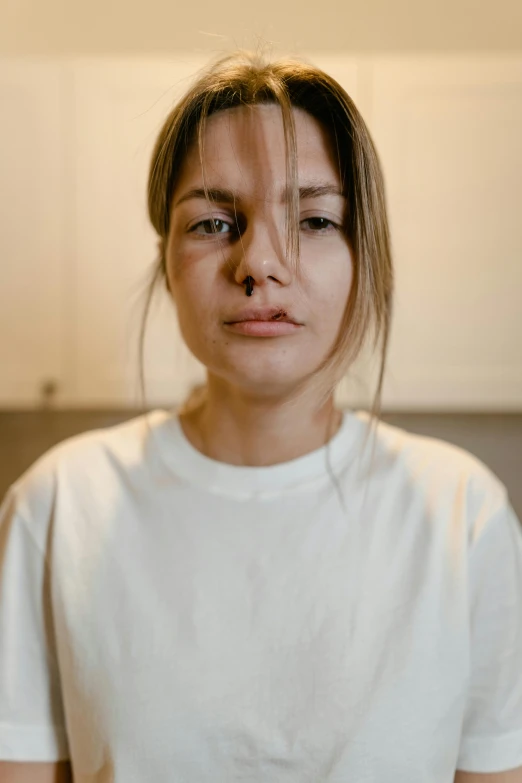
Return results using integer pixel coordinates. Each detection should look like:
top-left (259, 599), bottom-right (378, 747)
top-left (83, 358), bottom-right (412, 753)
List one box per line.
top-left (176, 103), bottom-right (340, 197)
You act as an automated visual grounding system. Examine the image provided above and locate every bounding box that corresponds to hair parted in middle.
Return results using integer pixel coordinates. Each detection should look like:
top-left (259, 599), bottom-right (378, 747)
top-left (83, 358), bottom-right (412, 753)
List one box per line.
top-left (143, 48), bottom-right (394, 433)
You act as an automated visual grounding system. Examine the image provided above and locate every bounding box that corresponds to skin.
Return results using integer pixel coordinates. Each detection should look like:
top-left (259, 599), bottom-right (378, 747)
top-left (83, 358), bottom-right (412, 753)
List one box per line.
top-left (0, 761), bottom-right (71, 781)
top-left (166, 103), bottom-right (353, 466)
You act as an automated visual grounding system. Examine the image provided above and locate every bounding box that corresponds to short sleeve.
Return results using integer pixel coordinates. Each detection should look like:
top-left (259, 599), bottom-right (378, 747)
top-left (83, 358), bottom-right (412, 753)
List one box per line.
top-left (457, 497), bottom-right (522, 773)
top-left (0, 485), bottom-right (70, 761)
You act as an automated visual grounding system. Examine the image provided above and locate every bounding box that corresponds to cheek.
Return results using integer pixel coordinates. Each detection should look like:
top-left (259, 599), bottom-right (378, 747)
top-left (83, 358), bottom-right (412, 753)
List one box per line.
top-left (172, 280), bottom-right (204, 331)
top-left (167, 242), bottom-right (198, 288)
top-left (167, 235), bottom-right (225, 293)
top-left (303, 248), bottom-right (353, 324)
top-left (168, 242), bottom-right (202, 302)
top-left (169, 267), bottom-right (220, 348)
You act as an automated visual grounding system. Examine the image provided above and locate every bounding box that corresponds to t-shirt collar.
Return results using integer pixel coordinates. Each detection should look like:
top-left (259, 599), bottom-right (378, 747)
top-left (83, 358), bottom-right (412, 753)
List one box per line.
top-left (150, 407), bottom-right (367, 499)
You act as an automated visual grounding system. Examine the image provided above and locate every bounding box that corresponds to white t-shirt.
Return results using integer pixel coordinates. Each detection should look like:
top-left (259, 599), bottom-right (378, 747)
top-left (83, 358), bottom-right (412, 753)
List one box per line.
top-left (0, 408), bottom-right (521, 781)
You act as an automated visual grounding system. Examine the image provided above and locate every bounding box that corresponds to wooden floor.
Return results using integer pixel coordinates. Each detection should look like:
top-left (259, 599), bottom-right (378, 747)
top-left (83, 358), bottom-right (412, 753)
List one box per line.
top-left (1, 409), bottom-right (521, 520)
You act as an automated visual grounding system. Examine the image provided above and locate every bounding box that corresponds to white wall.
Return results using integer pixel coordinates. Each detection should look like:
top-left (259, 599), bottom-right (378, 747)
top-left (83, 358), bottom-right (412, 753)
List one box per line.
top-left (1, 0), bottom-right (522, 55)
top-left (1, 53), bottom-right (521, 411)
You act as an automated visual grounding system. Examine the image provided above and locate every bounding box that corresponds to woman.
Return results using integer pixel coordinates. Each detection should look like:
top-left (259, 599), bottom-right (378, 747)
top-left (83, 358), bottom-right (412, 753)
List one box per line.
top-left (0, 51), bottom-right (521, 783)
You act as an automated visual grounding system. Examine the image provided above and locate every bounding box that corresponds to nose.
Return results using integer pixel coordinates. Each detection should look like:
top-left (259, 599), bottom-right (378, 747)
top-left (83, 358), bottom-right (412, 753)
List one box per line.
top-left (232, 219), bottom-right (293, 292)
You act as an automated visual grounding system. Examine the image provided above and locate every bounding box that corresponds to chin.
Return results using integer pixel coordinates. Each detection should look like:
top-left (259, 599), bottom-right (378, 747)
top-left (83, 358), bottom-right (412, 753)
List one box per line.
top-left (209, 362), bottom-right (313, 398)
top-left (194, 341), bottom-right (325, 393)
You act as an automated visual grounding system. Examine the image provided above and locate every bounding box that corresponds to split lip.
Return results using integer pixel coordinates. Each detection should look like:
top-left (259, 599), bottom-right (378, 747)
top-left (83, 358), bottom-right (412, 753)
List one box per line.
top-left (224, 306), bottom-right (301, 325)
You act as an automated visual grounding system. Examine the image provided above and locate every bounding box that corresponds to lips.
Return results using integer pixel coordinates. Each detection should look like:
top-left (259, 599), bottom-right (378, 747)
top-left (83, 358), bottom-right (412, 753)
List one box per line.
top-left (224, 306), bottom-right (300, 325)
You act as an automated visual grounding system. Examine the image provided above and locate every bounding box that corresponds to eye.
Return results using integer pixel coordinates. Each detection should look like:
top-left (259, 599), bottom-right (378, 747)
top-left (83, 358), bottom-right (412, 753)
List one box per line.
top-left (301, 217), bottom-right (339, 232)
top-left (190, 218), bottom-right (233, 236)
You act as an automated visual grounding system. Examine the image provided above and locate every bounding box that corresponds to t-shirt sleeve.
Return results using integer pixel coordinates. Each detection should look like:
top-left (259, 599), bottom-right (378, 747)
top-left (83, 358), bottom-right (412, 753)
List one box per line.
top-left (0, 485), bottom-right (70, 761)
top-left (457, 493), bottom-right (522, 774)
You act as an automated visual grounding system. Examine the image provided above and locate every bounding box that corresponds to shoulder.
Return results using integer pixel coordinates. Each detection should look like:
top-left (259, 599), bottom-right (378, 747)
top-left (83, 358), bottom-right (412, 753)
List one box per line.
top-left (357, 411), bottom-right (506, 491)
top-left (4, 410), bottom-right (171, 531)
top-left (355, 412), bottom-right (509, 538)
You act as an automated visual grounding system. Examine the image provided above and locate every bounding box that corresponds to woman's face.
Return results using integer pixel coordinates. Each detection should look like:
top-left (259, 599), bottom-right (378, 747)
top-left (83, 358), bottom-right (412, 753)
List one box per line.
top-left (166, 103), bottom-right (353, 399)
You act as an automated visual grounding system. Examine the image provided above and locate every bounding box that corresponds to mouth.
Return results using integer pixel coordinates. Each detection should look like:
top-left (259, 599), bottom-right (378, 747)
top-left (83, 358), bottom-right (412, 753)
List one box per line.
top-left (223, 305), bottom-right (303, 337)
top-left (224, 306), bottom-right (301, 325)
top-left (223, 319), bottom-right (302, 337)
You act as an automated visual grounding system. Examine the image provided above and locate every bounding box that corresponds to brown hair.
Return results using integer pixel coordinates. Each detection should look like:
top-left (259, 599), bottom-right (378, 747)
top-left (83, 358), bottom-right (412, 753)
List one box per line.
top-left (140, 49), bottom-right (394, 483)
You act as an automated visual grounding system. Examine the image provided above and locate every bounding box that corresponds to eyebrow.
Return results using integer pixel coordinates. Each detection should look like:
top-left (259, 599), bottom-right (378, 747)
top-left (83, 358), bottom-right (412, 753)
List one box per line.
top-left (173, 183), bottom-right (345, 208)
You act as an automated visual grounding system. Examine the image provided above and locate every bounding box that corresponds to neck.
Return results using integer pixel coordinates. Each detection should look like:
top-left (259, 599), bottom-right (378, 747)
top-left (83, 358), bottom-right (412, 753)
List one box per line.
top-left (178, 378), bottom-right (343, 467)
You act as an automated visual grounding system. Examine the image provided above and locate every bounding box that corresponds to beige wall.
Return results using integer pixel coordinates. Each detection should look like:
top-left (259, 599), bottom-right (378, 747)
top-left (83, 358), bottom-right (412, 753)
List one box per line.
top-left (1, 0), bottom-right (522, 56)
